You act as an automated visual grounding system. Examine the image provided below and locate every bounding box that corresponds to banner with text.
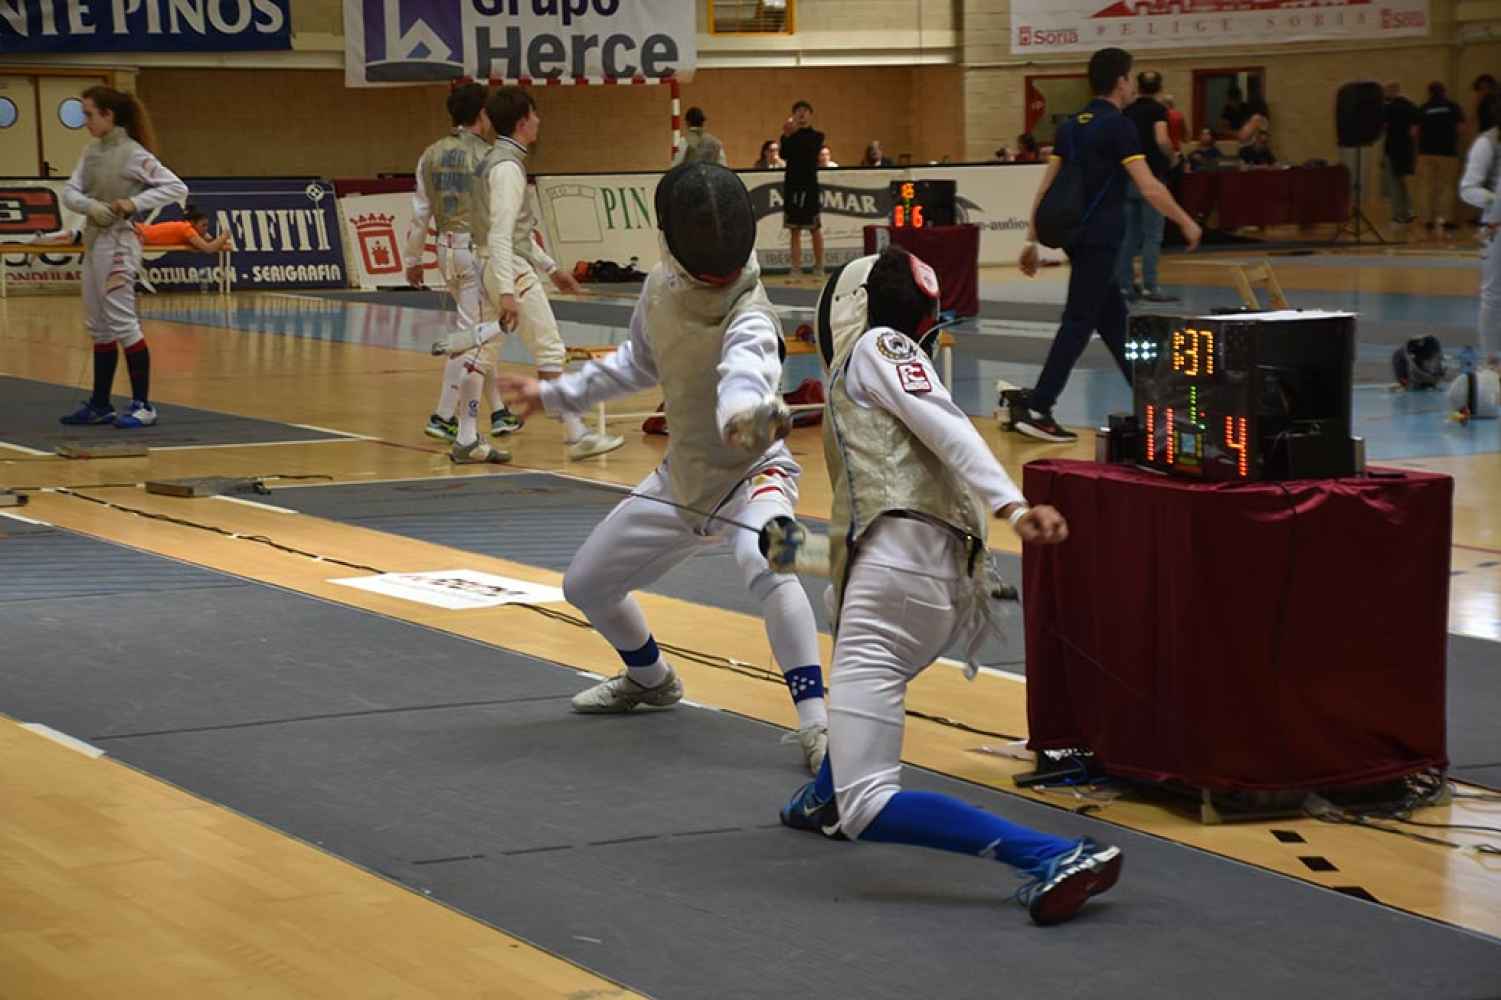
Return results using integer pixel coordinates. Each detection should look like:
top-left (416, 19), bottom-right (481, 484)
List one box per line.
top-left (342, 0), bottom-right (695, 87)
top-left (1010, 0), bottom-right (1429, 54)
top-left (0, 180), bottom-right (84, 289)
top-left (338, 184), bottom-right (550, 291)
top-left (534, 165), bottom-right (1047, 276)
top-left (0, 0), bottom-right (291, 53)
top-left (0, 177), bottom-right (345, 291)
top-left (148, 178), bottom-right (346, 290)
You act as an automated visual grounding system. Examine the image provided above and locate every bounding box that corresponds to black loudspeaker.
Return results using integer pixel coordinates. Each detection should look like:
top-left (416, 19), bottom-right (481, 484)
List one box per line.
top-left (1336, 81), bottom-right (1384, 147)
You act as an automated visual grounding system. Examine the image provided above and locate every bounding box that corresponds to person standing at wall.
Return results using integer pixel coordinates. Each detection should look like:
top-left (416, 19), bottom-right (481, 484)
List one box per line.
top-left (672, 107), bottom-right (727, 166)
top-left (1116, 69), bottom-right (1181, 303)
top-left (1382, 81), bottom-right (1420, 227)
top-left (781, 101), bottom-right (825, 278)
top-left (59, 86), bottom-right (187, 430)
top-left (1415, 82), bottom-right (1466, 239)
top-left (1012, 48), bottom-right (1201, 444)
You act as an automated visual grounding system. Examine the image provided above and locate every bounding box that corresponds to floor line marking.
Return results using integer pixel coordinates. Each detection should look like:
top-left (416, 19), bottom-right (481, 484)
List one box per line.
top-left (20, 723), bottom-right (106, 759)
top-left (0, 510), bottom-right (49, 526)
top-left (0, 440), bottom-right (54, 456)
top-left (150, 437), bottom-right (369, 451)
top-left (212, 495), bottom-right (299, 515)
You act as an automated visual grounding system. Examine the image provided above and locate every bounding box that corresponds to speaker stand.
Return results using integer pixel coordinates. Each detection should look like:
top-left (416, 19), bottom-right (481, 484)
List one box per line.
top-left (1334, 144), bottom-right (1387, 245)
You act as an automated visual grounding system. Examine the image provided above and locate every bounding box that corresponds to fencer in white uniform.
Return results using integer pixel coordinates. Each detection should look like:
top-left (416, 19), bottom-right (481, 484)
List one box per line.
top-left (769, 248), bottom-right (1123, 925)
top-left (406, 83), bottom-right (523, 443)
top-left (433, 86), bottom-right (623, 464)
top-left (1459, 110), bottom-right (1501, 362)
top-left (59, 87), bottom-right (187, 429)
top-left (497, 162), bottom-right (831, 773)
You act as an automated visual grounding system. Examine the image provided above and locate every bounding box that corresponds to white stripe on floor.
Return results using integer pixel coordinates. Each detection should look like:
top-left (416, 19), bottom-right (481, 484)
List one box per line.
top-left (212, 495), bottom-right (299, 515)
top-left (20, 723), bottom-right (106, 759)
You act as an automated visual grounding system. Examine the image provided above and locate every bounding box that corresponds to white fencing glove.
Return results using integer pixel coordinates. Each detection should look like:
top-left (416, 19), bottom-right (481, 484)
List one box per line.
top-left (86, 201), bottom-right (119, 227)
top-left (724, 395), bottom-right (793, 452)
top-left (431, 320), bottom-right (502, 357)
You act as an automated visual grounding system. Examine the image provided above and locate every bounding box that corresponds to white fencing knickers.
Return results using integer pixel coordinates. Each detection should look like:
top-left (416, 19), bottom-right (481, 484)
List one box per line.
top-left (436, 232), bottom-right (481, 331)
top-left (84, 227), bottom-right (146, 349)
top-left (825, 516), bottom-right (976, 839)
top-left (562, 461), bottom-right (822, 678)
top-left (475, 255), bottom-right (566, 375)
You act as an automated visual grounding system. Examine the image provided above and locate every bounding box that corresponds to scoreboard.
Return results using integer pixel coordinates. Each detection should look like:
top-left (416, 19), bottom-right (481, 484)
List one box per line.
top-left (1129, 311), bottom-right (1358, 482)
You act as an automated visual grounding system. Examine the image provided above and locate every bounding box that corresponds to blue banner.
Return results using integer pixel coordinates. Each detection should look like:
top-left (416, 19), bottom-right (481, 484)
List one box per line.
top-left (142, 178), bottom-right (347, 291)
top-left (0, 0), bottom-right (291, 53)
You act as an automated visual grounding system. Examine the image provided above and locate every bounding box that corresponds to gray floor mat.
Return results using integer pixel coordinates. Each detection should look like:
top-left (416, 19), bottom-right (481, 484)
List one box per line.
top-left (267, 474), bottom-right (1026, 668)
top-left (0, 561), bottom-right (580, 740)
top-left (0, 523), bottom-right (245, 603)
top-left (0, 375), bottom-right (345, 451)
top-left (7, 525), bottom-right (1501, 999)
top-left (102, 702), bottom-right (1501, 1000)
top-left (268, 474), bottom-right (1501, 787)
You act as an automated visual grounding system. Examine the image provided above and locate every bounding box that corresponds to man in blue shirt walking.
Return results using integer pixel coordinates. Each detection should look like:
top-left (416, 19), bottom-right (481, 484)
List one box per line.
top-left (1014, 47), bottom-right (1202, 443)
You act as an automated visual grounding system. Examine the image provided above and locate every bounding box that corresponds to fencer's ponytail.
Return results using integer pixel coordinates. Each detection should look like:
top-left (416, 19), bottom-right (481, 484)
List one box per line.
top-left (82, 85), bottom-right (158, 154)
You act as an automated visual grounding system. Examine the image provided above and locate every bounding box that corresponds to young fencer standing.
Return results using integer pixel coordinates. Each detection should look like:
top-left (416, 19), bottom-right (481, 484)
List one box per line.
top-left (496, 162), bottom-right (831, 772)
top-left (433, 86), bottom-right (622, 464)
top-left (406, 83), bottom-right (526, 443)
top-left (59, 86), bottom-right (187, 429)
top-left (766, 248), bottom-right (1123, 924)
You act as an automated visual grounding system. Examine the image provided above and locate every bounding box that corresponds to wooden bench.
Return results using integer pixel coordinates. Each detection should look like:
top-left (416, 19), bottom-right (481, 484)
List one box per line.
top-left (1177, 257), bottom-right (1289, 311)
top-left (0, 243), bottom-right (232, 299)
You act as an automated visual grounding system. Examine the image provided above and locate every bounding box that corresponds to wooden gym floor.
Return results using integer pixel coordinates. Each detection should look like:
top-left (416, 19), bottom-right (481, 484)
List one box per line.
top-left (2, 249), bottom-right (1499, 996)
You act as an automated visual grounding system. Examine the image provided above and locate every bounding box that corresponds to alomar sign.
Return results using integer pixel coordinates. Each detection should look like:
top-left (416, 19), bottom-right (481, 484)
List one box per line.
top-left (1011, 0), bottom-right (1429, 54)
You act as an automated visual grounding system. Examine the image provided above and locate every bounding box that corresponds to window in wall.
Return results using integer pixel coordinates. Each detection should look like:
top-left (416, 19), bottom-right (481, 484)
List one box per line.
top-left (0, 97), bottom-right (16, 129)
top-left (710, 0), bottom-right (794, 35)
top-left (1193, 68), bottom-right (1267, 140)
top-left (58, 97), bottom-right (86, 129)
top-left (1024, 74), bottom-right (1091, 146)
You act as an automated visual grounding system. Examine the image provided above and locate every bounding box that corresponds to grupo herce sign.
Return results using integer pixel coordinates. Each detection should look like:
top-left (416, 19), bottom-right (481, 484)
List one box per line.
top-left (0, 0), bottom-right (291, 53)
top-left (1011, 0), bottom-right (1429, 54)
top-left (342, 0), bottom-right (696, 86)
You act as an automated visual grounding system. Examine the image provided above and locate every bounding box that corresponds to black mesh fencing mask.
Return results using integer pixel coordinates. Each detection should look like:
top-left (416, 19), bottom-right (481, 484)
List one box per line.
top-left (655, 162), bottom-right (756, 284)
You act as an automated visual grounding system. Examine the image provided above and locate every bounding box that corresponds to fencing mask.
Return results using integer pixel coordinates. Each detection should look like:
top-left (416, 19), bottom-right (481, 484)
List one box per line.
top-left (815, 247), bottom-right (949, 369)
top-left (654, 162), bottom-right (756, 285)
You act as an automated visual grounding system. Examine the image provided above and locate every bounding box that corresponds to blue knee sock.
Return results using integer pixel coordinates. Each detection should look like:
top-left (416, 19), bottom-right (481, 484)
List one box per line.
top-left (858, 791), bottom-right (1077, 873)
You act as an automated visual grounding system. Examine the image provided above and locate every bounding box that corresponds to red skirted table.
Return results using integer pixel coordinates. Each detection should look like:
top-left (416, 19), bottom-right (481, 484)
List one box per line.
top-left (862, 223), bottom-right (980, 317)
top-left (1021, 459), bottom-right (1450, 793)
top-left (1176, 165), bottom-right (1351, 230)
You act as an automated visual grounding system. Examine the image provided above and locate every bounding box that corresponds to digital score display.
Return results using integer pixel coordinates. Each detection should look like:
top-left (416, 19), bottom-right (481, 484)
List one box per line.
top-left (889, 179), bottom-right (956, 229)
top-left (1130, 313), bottom-right (1357, 482)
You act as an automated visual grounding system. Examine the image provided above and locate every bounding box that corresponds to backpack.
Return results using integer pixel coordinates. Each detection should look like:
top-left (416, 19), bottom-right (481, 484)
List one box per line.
top-left (1035, 115), bottom-right (1116, 250)
top-left (1392, 335), bottom-right (1445, 389)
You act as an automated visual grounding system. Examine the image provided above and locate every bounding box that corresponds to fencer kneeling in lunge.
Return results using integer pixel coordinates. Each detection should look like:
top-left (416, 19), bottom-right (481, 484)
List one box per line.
top-left (497, 162), bottom-right (831, 773)
top-left (763, 247), bottom-right (1123, 925)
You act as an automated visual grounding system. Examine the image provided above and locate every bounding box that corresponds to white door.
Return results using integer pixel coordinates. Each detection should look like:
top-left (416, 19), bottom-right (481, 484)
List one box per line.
top-left (39, 75), bottom-right (106, 178)
top-left (0, 76), bottom-right (39, 176)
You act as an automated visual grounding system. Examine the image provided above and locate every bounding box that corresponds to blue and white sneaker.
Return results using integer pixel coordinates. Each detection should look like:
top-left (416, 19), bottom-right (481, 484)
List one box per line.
top-left (779, 780), bottom-right (844, 840)
top-left (424, 414), bottom-right (457, 442)
top-left (1015, 838), bottom-right (1122, 926)
top-left (114, 401), bottom-right (158, 429)
top-left (490, 408), bottom-right (524, 435)
top-left (59, 400), bottom-right (116, 425)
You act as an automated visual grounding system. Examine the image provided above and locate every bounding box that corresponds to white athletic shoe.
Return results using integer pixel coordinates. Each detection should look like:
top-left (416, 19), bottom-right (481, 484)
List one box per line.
top-left (787, 723), bottom-right (828, 775)
top-left (113, 400), bottom-right (158, 429)
top-left (567, 430), bottom-right (625, 461)
top-left (571, 667), bottom-right (684, 714)
top-left (449, 439), bottom-right (511, 464)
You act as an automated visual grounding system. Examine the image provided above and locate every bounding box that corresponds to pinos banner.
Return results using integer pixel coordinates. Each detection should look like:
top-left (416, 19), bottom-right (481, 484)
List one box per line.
top-left (342, 0), bottom-right (696, 87)
top-left (1011, 0), bottom-right (1430, 54)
